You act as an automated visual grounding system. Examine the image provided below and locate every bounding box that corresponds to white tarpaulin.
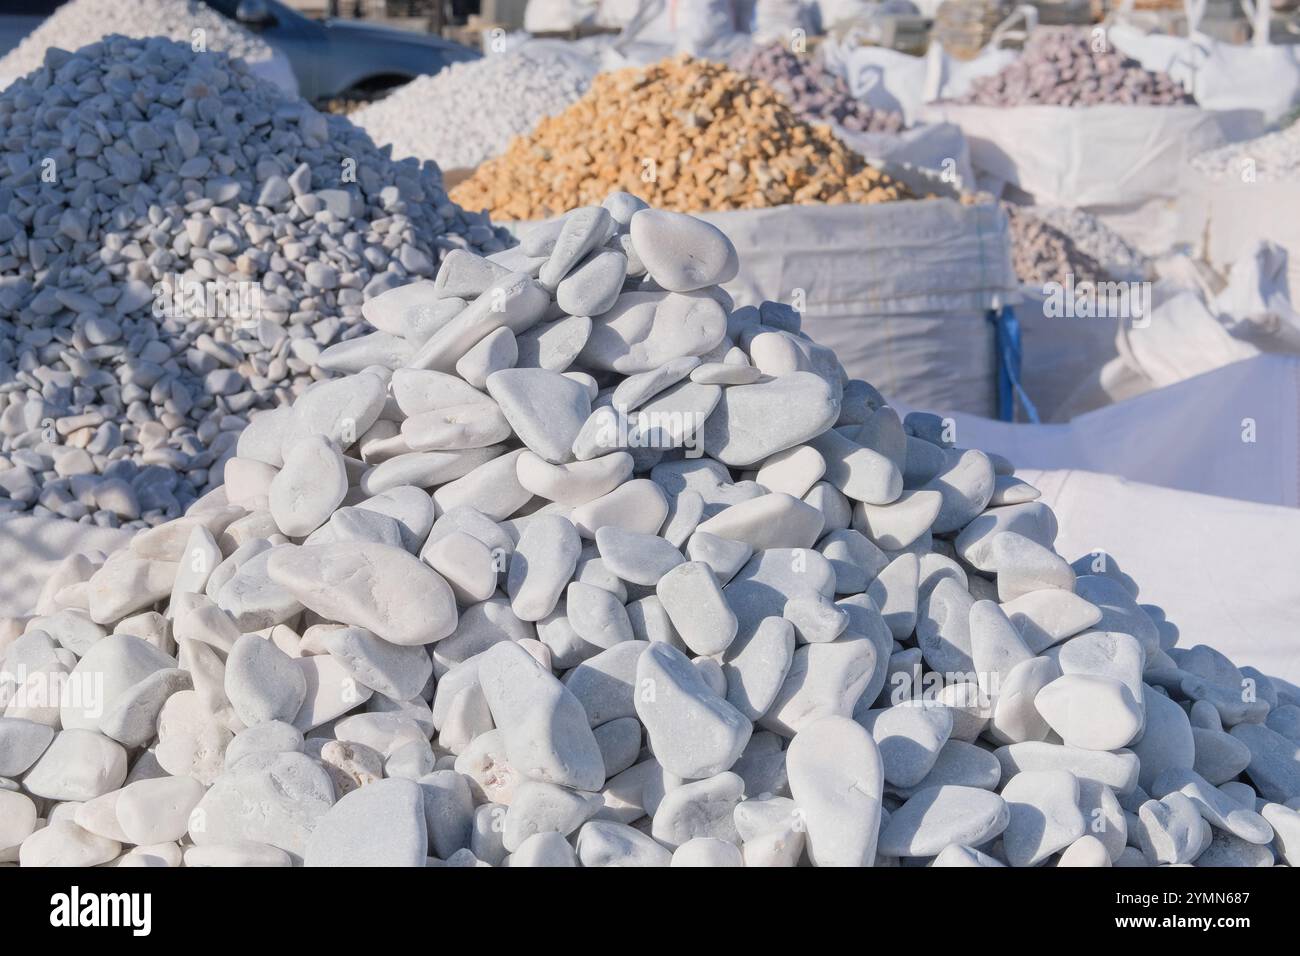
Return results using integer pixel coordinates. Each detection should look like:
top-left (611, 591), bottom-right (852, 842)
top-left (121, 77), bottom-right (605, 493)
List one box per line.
top-left (699, 199), bottom-right (1020, 416)
top-left (915, 353), bottom-right (1300, 508)
top-left (1115, 289), bottom-right (1258, 390)
top-left (1020, 468), bottom-right (1300, 688)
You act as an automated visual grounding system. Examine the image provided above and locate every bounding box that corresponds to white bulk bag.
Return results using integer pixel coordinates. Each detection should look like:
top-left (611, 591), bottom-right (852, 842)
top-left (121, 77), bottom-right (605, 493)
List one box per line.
top-left (749, 0), bottom-right (818, 41)
top-left (919, 100), bottom-right (1264, 253)
top-left (912, 352), bottom-right (1300, 508)
top-left (1115, 289), bottom-right (1258, 390)
top-left (918, 101), bottom-right (1261, 211)
top-left (698, 199), bottom-right (1019, 416)
top-left (596, 0), bottom-right (646, 28)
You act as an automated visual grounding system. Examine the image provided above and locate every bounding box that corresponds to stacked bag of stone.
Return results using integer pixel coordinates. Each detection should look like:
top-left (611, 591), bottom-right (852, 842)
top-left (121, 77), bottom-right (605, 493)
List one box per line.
top-left (3, 196), bottom-right (1297, 867)
top-left (922, 27), bottom-right (1262, 253)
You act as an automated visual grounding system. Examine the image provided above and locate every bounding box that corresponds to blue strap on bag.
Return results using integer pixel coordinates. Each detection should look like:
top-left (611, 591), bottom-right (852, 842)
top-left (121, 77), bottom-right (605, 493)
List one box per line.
top-left (988, 306), bottom-right (1040, 423)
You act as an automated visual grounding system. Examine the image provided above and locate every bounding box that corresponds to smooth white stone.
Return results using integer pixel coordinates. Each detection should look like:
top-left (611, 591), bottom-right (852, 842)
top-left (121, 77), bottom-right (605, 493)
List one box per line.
top-left (695, 492), bottom-right (824, 551)
top-left (455, 326), bottom-right (517, 390)
top-left (477, 641), bottom-right (605, 791)
top-left (756, 445), bottom-right (825, 498)
top-left (852, 489), bottom-right (942, 551)
top-left (569, 479), bottom-right (668, 539)
top-left (516, 451), bottom-right (634, 505)
top-left (629, 209), bottom-right (739, 292)
top-left (808, 428), bottom-right (903, 506)
top-left (651, 772), bottom-right (744, 848)
top-left (787, 716), bottom-right (883, 867)
top-left (1001, 589), bottom-right (1102, 653)
top-left (1035, 674), bottom-right (1144, 751)
top-left (656, 561), bottom-right (738, 656)
top-left (575, 820), bottom-right (671, 867)
top-left (760, 634), bottom-right (878, 738)
top-left (878, 784), bottom-right (1009, 857)
top-left (424, 531), bottom-right (498, 605)
top-left (1001, 769), bottom-right (1086, 867)
top-left (595, 526), bottom-right (685, 586)
top-left (507, 514), bottom-right (582, 622)
top-left (702, 372), bottom-right (840, 468)
top-left (401, 401), bottom-right (511, 452)
top-left (635, 642), bottom-right (752, 779)
top-left (267, 542), bottom-right (457, 646)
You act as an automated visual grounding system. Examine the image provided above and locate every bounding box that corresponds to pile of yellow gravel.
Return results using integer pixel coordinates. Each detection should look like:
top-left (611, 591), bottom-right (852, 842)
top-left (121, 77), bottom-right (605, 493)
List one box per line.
top-left (451, 55), bottom-right (913, 221)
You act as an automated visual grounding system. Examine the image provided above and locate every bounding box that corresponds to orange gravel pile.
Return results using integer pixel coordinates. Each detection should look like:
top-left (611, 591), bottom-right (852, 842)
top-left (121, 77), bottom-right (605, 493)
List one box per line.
top-left (450, 54), bottom-right (912, 220)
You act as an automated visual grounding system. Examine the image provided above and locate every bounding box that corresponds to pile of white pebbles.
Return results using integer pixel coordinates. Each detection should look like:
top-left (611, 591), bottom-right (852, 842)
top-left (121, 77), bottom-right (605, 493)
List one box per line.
top-left (2, 196), bottom-right (1297, 868)
top-left (0, 0), bottom-right (275, 81)
top-left (0, 36), bottom-right (507, 529)
top-left (352, 46), bottom-right (596, 173)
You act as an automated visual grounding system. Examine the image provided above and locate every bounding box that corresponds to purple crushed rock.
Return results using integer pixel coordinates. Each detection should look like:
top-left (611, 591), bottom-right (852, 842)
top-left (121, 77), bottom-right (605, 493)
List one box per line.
top-left (730, 43), bottom-right (907, 134)
top-left (952, 27), bottom-right (1194, 107)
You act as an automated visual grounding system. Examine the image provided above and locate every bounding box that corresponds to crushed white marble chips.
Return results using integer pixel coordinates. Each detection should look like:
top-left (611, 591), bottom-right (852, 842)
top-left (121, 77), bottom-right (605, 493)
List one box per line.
top-left (353, 45), bottom-right (595, 172)
top-left (0, 0), bottom-right (274, 79)
top-left (3, 195), bottom-right (1296, 867)
top-left (0, 36), bottom-right (506, 531)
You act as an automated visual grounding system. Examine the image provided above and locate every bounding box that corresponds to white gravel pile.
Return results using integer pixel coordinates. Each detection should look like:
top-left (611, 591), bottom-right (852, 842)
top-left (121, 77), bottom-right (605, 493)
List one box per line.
top-left (3, 196), bottom-right (1297, 868)
top-left (0, 0), bottom-right (275, 79)
top-left (0, 35), bottom-right (507, 530)
top-left (352, 45), bottom-right (596, 172)
top-left (1192, 119), bottom-right (1300, 183)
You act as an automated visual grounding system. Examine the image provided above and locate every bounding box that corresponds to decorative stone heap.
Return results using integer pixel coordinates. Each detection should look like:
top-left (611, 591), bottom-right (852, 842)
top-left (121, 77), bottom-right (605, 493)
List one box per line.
top-left (0, 36), bottom-right (507, 529)
top-left (352, 45), bottom-right (595, 173)
top-left (951, 27), bottom-right (1193, 107)
top-left (450, 55), bottom-right (912, 221)
top-left (3, 196), bottom-right (1296, 867)
top-left (0, 0), bottom-right (275, 80)
top-left (728, 43), bottom-right (905, 135)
